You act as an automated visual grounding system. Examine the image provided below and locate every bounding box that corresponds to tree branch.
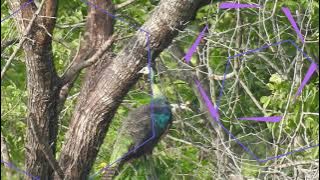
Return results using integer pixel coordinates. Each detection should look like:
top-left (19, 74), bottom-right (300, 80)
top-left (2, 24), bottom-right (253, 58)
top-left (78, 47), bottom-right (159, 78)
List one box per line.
top-left (167, 43), bottom-right (236, 173)
top-left (115, 0), bottom-right (136, 10)
top-left (61, 34), bottom-right (117, 85)
top-left (257, 54), bottom-right (288, 80)
top-left (56, 0), bottom-right (115, 116)
top-left (1, 38), bottom-right (19, 53)
top-left (167, 43), bottom-right (236, 81)
top-left (270, 160), bottom-right (319, 168)
top-left (239, 79), bottom-right (267, 114)
top-left (210, 71), bottom-right (236, 80)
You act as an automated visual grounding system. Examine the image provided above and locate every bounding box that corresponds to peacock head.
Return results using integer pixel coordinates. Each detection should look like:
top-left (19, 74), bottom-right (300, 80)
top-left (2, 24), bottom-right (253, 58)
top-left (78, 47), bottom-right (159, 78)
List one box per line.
top-left (138, 66), bottom-right (169, 105)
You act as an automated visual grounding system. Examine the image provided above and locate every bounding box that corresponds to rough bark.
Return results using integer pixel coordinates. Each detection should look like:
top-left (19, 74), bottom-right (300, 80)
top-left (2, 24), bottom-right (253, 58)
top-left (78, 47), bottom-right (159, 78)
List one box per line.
top-left (1, 132), bottom-right (12, 178)
top-left (57, 0), bottom-right (212, 179)
top-left (55, 0), bottom-right (115, 179)
top-left (8, 0), bottom-right (59, 179)
top-left (58, 0), bottom-right (114, 112)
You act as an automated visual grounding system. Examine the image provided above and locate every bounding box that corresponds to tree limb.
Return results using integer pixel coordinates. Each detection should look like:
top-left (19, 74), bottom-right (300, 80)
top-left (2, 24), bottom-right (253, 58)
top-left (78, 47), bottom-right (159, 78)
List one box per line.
top-left (239, 79), bottom-right (267, 114)
top-left (257, 54), bottom-right (288, 80)
top-left (210, 72), bottom-right (236, 80)
top-left (167, 44), bottom-right (236, 81)
top-left (270, 160), bottom-right (319, 168)
top-left (61, 34), bottom-right (117, 85)
top-left (57, 33), bottom-right (83, 111)
top-left (1, 38), bottom-right (19, 53)
top-left (115, 0), bottom-right (136, 10)
top-left (56, 0), bottom-right (115, 116)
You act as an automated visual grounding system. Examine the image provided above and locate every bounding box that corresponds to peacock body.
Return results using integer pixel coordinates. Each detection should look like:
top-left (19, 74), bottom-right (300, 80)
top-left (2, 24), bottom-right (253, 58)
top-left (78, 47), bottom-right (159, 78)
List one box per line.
top-left (103, 84), bottom-right (172, 179)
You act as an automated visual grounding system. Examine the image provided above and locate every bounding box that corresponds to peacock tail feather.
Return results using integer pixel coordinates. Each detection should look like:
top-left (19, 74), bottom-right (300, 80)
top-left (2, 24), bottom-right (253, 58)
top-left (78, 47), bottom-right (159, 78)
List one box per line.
top-left (102, 165), bottom-right (119, 180)
top-left (105, 91), bottom-right (172, 179)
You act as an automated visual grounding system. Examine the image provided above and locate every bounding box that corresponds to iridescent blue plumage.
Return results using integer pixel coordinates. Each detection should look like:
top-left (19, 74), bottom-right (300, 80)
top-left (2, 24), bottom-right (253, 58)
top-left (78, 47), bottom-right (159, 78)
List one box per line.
top-left (151, 97), bottom-right (172, 136)
top-left (104, 83), bottom-right (172, 179)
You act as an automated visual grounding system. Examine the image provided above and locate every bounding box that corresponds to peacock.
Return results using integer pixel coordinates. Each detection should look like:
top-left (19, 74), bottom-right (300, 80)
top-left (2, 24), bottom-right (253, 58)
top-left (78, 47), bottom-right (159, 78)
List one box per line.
top-left (102, 68), bottom-right (173, 179)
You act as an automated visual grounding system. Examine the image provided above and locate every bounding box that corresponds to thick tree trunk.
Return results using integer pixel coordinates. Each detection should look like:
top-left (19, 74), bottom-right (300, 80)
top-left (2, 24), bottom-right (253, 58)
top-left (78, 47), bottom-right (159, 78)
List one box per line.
top-left (24, 41), bottom-right (60, 179)
top-left (23, 9), bottom-right (59, 180)
top-left (25, 36), bottom-right (58, 179)
top-left (1, 132), bottom-right (12, 178)
top-left (8, 0), bottom-right (59, 179)
top-left (57, 0), bottom-right (212, 179)
top-left (58, 0), bottom-right (114, 111)
top-left (56, 0), bottom-right (115, 179)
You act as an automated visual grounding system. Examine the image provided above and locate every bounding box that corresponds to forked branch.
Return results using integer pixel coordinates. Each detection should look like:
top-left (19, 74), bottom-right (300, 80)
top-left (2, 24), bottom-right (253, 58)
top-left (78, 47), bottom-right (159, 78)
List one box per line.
top-left (61, 34), bottom-right (117, 85)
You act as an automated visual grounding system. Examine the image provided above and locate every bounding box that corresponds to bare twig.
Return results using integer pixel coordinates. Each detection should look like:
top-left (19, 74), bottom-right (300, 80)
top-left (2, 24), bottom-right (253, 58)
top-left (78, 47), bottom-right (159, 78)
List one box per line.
top-left (239, 79), bottom-right (267, 115)
top-left (167, 135), bottom-right (211, 152)
top-left (115, 0), bottom-right (136, 9)
top-left (271, 160), bottom-right (319, 168)
top-left (56, 22), bottom-right (86, 29)
top-left (1, 38), bottom-right (19, 53)
top-left (57, 32), bottom-right (87, 110)
top-left (210, 72), bottom-right (236, 80)
top-left (257, 54), bottom-right (287, 79)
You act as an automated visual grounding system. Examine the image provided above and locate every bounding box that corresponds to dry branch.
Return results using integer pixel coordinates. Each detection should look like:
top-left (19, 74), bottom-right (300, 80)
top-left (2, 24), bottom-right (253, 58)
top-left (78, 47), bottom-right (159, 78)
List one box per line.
top-left (1, 38), bottom-right (19, 53)
top-left (239, 79), bottom-right (267, 114)
top-left (115, 0), bottom-right (136, 9)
